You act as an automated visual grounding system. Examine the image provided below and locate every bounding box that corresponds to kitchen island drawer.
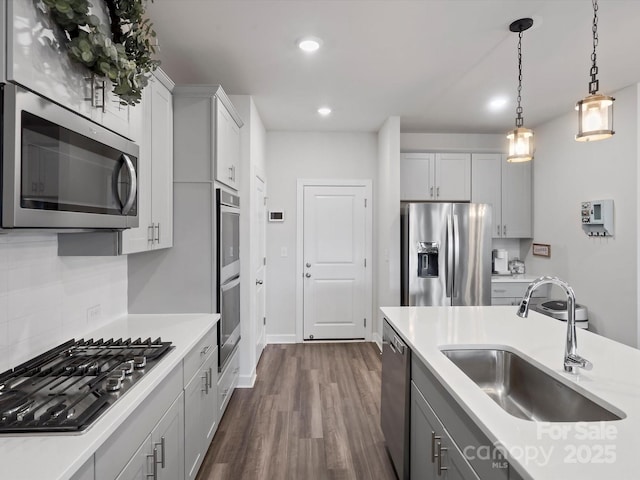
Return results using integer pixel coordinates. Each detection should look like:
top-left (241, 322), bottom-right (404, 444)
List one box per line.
top-left (183, 326), bottom-right (218, 387)
top-left (411, 356), bottom-right (510, 480)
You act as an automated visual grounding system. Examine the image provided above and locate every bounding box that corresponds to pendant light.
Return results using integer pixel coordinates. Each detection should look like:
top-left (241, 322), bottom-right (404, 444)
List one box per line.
top-left (506, 18), bottom-right (534, 163)
top-left (576, 0), bottom-right (614, 142)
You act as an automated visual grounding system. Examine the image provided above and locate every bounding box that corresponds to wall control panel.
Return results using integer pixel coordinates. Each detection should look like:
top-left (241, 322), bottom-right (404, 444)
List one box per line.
top-left (581, 199), bottom-right (614, 237)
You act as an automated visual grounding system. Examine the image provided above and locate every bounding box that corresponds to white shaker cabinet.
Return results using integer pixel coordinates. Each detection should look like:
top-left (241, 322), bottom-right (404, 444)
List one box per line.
top-left (471, 153), bottom-right (532, 238)
top-left (120, 70), bottom-right (175, 254)
top-left (401, 153), bottom-right (471, 201)
top-left (183, 327), bottom-right (219, 480)
top-left (115, 434), bottom-right (152, 480)
top-left (172, 85), bottom-right (243, 186)
top-left (216, 99), bottom-right (242, 190)
top-left (6, 0), bottom-right (139, 139)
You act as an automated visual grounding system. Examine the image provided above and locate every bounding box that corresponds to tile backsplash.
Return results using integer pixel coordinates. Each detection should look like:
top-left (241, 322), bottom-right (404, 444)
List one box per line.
top-left (0, 233), bottom-right (127, 372)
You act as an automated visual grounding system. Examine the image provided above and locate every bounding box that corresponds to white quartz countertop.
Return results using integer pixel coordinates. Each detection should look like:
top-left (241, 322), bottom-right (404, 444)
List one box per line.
top-left (381, 306), bottom-right (640, 480)
top-left (491, 274), bottom-right (540, 283)
top-left (0, 313), bottom-right (219, 480)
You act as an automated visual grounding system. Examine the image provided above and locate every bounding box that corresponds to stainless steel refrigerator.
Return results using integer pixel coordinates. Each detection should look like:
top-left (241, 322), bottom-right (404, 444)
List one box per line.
top-left (401, 202), bottom-right (492, 306)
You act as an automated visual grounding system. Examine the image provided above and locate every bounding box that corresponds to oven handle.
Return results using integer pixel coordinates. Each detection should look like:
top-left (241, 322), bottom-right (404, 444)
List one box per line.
top-left (118, 154), bottom-right (138, 214)
top-left (220, 275), bottom-right (241, 292)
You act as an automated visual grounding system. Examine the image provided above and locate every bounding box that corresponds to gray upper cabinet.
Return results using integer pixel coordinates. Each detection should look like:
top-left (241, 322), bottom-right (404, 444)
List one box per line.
top-left (121, 70), bottom-right (175, 254)
top-left (401, 153), bottom-right (471, 202)
top-left (471, 153), bottom-right (532, 238)
top-left (172, 85), bottom-right (243, 188)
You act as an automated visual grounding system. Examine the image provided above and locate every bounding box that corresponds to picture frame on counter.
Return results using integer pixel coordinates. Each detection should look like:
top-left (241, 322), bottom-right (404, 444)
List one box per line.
top-left (532, 243), bottom-right (551, 257)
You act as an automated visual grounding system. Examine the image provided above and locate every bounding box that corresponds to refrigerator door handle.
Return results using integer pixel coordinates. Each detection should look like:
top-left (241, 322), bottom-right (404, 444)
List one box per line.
top-left (446, 215), bottom-right (454, 298)
top-left (452, 214), bottom-right (460, 298)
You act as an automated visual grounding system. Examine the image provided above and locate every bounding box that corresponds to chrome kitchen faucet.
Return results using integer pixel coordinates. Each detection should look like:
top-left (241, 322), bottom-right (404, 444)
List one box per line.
top-left (516, 276), bottom-right (593, 374)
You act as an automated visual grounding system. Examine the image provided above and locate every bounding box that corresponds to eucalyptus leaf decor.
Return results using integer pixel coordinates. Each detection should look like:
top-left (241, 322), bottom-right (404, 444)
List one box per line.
top-left (42, 0), bottom-right (160, 105)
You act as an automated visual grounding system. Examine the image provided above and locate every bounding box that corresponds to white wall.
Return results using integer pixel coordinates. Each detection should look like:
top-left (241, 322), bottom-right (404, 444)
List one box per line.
top-left (265, 132), bottom-right (377, 341)
top-left (375, 117), bottom-right (401, 348)
top-left (401, 132), bottom-right (505, 153)
top-left (230, 95), bottom-right (267, 387)
top-left (0, 233), bottom-right (127, 372)
top-left (525, 83), bottom-right (638, 346)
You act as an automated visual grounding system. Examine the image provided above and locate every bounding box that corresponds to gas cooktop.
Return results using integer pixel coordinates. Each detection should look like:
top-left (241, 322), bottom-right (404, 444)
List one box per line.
top-left (0, 337), bottom-right (173, 434)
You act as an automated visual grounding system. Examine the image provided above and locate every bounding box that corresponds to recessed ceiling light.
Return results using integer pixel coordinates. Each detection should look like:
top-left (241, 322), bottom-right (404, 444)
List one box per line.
top-left (488, 97), bottom-right (508, 112)
top-left (317, 107), bottom-right (332, 116)
top-left (298, 37), bottom-right (322, 53)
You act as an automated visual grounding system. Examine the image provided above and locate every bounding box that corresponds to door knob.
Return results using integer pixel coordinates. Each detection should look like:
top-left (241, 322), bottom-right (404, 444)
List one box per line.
top-left (306, 262), bottom-right (311, 268)
top-left (305, 273), bottom-right (311, 278)
top-left (256, 279), bottom-right (263, 285)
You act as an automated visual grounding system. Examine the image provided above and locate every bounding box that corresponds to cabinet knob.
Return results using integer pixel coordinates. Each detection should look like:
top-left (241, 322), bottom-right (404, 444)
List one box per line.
top-left (256, 279), bottom-right (263, 285)
top-left (305, 273), bottom-right (311, 278)
top-left (306, 262), bottom-right (311, 268)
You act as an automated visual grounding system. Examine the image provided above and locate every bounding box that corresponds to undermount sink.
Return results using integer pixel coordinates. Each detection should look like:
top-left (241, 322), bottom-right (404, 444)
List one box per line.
top-left (441, 348), bottom-right (624, 422)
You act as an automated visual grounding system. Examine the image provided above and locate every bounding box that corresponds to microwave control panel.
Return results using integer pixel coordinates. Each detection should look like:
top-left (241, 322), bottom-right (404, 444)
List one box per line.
top-left (581, 199), bottom-right (614, 237)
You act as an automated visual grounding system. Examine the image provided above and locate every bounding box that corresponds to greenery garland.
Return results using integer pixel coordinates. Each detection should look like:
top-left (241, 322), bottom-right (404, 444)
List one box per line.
top-left (42, 0), bottom-right (160, 105)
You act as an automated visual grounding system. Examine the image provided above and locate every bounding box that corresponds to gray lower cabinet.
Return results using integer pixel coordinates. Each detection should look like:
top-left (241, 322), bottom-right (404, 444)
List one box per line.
top-left (112, 392), bottom-right (185, 480)
top-left (411, 383), bottom-right (479, 479)
top-left (115, 434), bottom-right (152, 480)
top-left (70, 458), bottom-right (94, 480)
top-left (184, 347), bottom-right (218, 480)
top-left (411, 356), bottom-right (511, 480)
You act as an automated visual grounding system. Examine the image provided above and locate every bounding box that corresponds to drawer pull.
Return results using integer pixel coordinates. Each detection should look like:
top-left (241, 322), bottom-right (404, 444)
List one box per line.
top-left (493, 289), bottom-right (507, 293)
top-left (146, 448), bottom-right (158, 480)
top-left (201, 345), bottom-right (211, 356)
top-left (436, 441), bottom-right (448, 476)
top-left (431, 431), bottom-right (441, 463)
top-left (201, 373), bottom-right (209, 394)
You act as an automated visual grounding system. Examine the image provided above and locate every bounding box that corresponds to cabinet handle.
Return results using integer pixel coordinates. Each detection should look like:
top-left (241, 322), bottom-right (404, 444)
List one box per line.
top-left (436, 441), bottom-right (448, 476)
top-left (431, 431), bottom-right (441, 463)
top-left (232, 165), bottom-right (236, 181)
top-left (201, 345), bottom-right (211, 356)
top-left (153, 437), bottom-right (165, 469)
top-left (436, 186), bottom-right (440, 197)
top-left (430, 186), bottom-right (434, 198)
top-left (146, 448), bottom-right (158, 480)
top-left (494, 289), bottom-right (507, 293)
top-left (154, 223), bottom-right (160, 243)
top-left (202, 373), bottom-right (209, 394)
top-left (208, 367), bottom-right (213, 388)
top-left (497, 224), bottom-right (500, 236)
top-left (503, 225), bottom-right (507, 236)
top-left (228, 166), bottom-right (234, 180)
top-left (148, 224), bottom-right (155, 243)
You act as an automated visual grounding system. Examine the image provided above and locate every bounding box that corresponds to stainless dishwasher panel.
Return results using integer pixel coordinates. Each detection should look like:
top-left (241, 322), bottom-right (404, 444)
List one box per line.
top-left (381, 318), bottom-right (411, 480)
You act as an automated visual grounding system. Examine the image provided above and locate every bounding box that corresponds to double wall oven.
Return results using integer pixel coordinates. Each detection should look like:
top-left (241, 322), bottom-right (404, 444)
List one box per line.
top-left (216, 189), bottom-right (241, 372)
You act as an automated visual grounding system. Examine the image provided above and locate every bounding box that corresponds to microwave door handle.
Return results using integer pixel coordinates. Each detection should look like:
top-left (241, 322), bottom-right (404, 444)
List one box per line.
top-left (118, 154), bottom-right (137, 214)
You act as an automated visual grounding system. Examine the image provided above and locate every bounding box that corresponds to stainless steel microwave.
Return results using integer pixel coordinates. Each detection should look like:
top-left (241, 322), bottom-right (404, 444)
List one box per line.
top-left (1, 83), bottom-right (139, 229)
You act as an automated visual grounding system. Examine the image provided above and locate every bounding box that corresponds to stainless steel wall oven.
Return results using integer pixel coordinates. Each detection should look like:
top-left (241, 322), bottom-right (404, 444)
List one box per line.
top-left (1, 83), bottom-right (139, 229)
top-left (216, 189), bottom-right (240, 372)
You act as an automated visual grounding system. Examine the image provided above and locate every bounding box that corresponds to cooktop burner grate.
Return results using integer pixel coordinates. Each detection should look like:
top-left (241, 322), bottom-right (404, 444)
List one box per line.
top-left (0, 337), bottom-right (173, 433)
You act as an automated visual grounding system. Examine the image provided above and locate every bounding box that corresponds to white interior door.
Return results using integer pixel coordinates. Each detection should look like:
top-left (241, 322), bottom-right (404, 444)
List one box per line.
top-left (254, 177), bottom-right (266, 360)
top-left (303, 185), bottom-right (367, 340)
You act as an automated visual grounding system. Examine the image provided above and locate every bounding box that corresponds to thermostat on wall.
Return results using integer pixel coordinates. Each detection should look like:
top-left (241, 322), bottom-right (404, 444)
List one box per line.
top-left (269, 210), bottom-right (285, 222)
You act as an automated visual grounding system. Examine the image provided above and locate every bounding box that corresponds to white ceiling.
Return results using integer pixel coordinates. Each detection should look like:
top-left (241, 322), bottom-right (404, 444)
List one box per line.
top-left (147, 0), bottom-right (640, 133)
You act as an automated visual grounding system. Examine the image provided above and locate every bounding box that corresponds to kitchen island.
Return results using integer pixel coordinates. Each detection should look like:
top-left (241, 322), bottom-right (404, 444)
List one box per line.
top-left (0, 313), bottom-right (219, 480)
top-left (382, 305), bottom-right (640, 479)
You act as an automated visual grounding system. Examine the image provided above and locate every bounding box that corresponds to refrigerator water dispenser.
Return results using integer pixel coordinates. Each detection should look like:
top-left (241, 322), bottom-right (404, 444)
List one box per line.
top-left (417, 242), bottom-right (439, 277)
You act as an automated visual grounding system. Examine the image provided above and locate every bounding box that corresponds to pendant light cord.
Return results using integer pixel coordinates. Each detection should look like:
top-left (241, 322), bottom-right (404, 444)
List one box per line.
top-left (589, 0), bottom-right (599, 94)
top-left (515, 31), bottom-right (524, 128)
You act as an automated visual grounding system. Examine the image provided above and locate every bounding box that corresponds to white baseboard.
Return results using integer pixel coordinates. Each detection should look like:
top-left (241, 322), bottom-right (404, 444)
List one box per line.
top-left (237, 370), bottom-right (256, 388)
top-left (266, 334), bottom-right (297, 344)
top-left (373, 332), bottom-right (382, 352)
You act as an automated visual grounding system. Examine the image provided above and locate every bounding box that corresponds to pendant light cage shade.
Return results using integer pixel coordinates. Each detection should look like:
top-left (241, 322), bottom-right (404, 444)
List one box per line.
top-left (506, 18), bottom-right (534, 163)
top-left (507, 127), bottom-right (534, 162)
top-left (576, 0), bottom-right (615, 142)
top-left (576, 94), bottom-right (615, 141)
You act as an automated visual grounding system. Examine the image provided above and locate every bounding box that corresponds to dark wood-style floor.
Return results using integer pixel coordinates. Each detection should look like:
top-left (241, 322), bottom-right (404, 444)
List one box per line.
top-left (196, 343), bottom-right (397, 480)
